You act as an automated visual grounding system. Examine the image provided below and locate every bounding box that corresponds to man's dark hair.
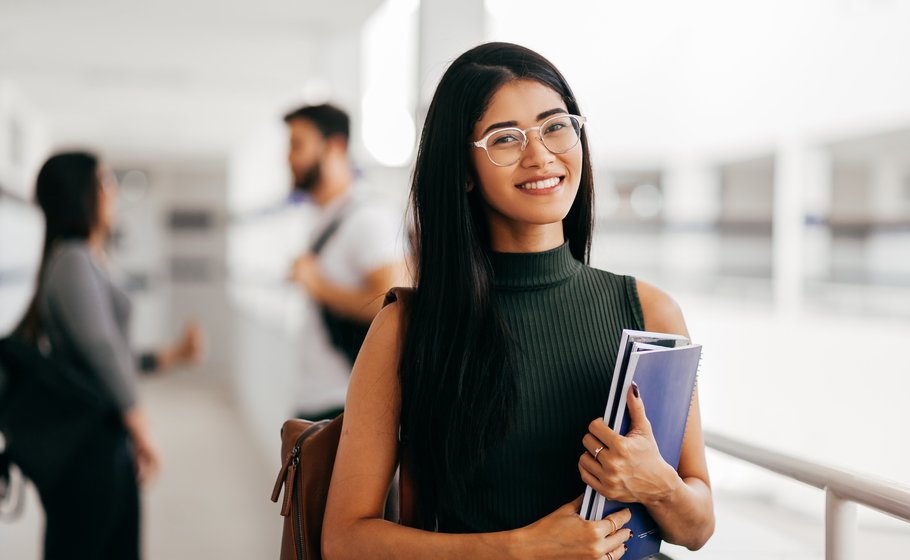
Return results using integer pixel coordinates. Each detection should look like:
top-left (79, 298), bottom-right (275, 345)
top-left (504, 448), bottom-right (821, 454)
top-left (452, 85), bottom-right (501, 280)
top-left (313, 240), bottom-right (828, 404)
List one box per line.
top-left (283, 103), bottom-right (350, 142)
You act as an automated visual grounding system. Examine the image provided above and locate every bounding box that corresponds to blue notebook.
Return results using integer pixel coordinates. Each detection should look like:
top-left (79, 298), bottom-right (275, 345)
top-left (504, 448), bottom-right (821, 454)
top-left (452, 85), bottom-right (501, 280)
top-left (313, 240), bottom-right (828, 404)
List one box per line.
top-left (581, 330), bottom-right (689, 521)
top-left (581, 333), bottom-right (702, 560)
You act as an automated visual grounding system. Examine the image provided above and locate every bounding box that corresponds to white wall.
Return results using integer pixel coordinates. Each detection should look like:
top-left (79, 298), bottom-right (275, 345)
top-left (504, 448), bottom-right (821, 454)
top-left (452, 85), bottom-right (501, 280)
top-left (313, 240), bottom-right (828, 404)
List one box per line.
top-left (0, 80), bottom-right (50, 334)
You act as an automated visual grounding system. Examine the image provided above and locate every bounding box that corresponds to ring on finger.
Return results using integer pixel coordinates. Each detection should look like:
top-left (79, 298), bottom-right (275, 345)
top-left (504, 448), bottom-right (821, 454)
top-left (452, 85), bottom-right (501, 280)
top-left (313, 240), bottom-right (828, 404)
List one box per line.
top-left (593, 445), bottom-right (604, 460)
top-left (606, 552), bottom-right (614, 560)
top-left (607, 516), bottom-right (617, 534)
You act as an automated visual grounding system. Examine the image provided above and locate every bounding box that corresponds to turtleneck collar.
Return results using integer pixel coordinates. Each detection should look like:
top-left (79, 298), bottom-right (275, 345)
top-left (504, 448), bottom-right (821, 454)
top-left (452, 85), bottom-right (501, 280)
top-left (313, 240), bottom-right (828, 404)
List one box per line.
top-left (488, 241), bottom-right (582, 290)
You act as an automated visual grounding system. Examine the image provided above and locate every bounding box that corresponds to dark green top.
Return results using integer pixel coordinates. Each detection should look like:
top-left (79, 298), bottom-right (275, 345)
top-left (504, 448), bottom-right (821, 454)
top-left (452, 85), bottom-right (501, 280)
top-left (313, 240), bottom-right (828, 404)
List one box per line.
top-left (438, 242), bottom-right (644, 533)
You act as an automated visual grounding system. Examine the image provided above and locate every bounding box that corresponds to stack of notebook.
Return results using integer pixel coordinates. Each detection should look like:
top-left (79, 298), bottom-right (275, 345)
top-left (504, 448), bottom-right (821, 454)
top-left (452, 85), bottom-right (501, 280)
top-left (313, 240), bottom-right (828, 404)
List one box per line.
top-left (580, 329), bottom-right (702, 559)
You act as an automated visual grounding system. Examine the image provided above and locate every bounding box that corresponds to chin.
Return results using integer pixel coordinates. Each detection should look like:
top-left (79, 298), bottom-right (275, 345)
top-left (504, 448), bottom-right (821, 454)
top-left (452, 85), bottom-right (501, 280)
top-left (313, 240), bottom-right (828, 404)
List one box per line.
top-left (514, 207), bottom-right (573, 226)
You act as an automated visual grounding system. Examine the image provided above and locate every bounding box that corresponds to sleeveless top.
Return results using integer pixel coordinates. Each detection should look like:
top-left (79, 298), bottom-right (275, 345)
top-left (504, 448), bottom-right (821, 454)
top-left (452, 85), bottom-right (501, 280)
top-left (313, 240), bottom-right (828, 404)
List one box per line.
top-left (437, 241), bottom-right (644, 532)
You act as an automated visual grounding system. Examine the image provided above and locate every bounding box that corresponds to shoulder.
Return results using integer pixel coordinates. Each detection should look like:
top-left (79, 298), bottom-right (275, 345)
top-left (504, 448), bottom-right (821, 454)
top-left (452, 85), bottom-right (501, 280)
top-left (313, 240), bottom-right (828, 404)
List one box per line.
top-left (337, 202), bottom-right (406, 267)
top-left (372, 293), bottom-right (406, 334)
top-left (347, 295), bottom-right (406, 402)
top-left (581, 265), bottom-right (641, 305)
top-left (635, 278), bottom-right (689, 337)
top-left (583, 264), bottom-right (626, 283)
top-left (346, 199), bottom-right (402, 233)
top-left (46, 241), bottom-right (95, 280)
top-left (358, 291), bottom-right (408, 367)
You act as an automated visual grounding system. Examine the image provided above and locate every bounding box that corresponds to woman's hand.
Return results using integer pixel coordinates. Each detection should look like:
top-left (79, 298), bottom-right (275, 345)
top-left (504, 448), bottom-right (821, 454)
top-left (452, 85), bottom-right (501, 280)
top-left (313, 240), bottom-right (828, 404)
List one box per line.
top-left (158, 320), bottom-right (205, 371)
top-left (289, 254), bottom-right (323, 297)
top-left (579, 384), bottom-right (681, 506)
top-left (131, 432), bottom-right (162, 485)
top-left (122, 407), bottom-right (162, 485)
top-left (510, 496), bottom-right (633, 560)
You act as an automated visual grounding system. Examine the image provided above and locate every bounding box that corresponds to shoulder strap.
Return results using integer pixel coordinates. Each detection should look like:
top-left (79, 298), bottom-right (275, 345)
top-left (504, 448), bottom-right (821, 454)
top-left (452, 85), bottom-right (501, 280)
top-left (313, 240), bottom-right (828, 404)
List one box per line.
top-left (310, 201), bottom-right (356, 255)
top-left (381, 287), bottom-right (435, 529)
top-left (383, 287), bottom-right (415, 308)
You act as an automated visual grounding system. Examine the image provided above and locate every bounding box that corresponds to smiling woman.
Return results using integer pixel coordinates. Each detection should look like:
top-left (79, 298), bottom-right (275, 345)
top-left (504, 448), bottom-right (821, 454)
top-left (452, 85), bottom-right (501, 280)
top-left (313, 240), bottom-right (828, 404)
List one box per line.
top-left (320, 42), bottom-right (714, 560)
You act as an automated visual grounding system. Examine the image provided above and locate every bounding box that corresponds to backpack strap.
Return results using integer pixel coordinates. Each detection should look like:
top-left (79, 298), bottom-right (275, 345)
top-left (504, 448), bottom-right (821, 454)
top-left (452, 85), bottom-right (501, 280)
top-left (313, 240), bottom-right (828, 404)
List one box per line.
top-left (381, 287), bottom-right (435, 529)
top-left (310, 200), bottom-right (356, 255)
top-left (383, 287), bottom-right (414, 308)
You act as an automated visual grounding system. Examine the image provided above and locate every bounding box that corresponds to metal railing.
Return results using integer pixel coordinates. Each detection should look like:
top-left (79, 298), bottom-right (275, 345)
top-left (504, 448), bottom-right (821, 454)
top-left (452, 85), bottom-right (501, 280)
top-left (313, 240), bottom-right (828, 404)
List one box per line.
top-left (704, 430), bottom-right (910, 560)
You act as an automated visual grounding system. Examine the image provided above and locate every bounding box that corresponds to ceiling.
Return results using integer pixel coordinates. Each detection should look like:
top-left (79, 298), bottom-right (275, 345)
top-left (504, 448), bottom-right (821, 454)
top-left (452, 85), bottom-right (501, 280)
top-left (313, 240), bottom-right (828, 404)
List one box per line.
top-left (0, 0), bottom-right (383, 163)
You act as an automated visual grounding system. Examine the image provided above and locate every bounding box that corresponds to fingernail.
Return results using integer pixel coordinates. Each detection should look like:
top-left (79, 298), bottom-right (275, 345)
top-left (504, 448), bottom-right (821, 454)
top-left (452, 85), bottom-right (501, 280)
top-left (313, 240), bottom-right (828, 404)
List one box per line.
top-left (631, 383), bottom-right (640, 399)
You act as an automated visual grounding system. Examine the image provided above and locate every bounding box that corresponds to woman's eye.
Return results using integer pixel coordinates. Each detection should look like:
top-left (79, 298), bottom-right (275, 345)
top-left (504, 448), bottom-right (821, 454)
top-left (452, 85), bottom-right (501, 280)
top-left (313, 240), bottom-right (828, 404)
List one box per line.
top-left (491, 133), bottom-right (521, 146)
top-left (545, 123), bottom-right (566, 134)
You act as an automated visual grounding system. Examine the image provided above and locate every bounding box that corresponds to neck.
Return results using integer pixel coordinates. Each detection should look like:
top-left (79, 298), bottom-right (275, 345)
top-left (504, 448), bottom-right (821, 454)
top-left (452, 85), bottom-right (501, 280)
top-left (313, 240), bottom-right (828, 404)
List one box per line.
top-left (312, 165), bottom-right (353, 208)
top-left (87, 229), bottom-right (107, 260)
top-left (486, 218), bottom-right (565, 253)
top-left (88, 229), bottom-right (104, 250)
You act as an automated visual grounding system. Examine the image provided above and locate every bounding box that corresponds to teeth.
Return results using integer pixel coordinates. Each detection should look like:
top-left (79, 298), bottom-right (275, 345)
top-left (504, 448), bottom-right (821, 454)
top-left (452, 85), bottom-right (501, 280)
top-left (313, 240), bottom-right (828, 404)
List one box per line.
top-left (518, 177), bottom-right (561, 190)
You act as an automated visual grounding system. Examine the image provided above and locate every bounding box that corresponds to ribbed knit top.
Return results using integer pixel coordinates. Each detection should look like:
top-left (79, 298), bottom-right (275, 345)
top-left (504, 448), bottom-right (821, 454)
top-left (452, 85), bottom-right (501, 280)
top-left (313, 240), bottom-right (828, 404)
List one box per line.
top-left (437, 242), bottom-right (644, 533)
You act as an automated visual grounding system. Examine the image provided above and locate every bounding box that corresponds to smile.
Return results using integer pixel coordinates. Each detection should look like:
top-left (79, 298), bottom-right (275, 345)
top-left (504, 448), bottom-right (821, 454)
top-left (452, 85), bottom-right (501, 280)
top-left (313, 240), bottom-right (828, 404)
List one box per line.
top-left (516, 176), bottom-right (563, 192)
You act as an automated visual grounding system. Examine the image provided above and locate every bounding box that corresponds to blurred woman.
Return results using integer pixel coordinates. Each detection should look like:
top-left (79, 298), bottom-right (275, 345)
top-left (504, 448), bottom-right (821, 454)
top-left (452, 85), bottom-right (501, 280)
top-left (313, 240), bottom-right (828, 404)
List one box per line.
top-left (15, 151), bottom-right (203, 559)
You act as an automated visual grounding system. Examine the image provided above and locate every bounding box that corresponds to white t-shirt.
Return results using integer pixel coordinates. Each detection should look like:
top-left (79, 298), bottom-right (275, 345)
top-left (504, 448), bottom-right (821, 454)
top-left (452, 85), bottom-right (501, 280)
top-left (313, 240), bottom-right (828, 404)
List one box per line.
top-left (312, 194), bottom-right (405, 290)
top-left (292, 190), bottom-right (405, 414)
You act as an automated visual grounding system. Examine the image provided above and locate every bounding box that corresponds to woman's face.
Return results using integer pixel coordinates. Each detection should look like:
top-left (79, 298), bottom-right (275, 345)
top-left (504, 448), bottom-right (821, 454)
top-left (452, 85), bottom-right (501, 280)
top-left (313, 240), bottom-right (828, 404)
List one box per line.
top-left (470, 79), bottom-right (583, 239)
top-left (96, 166), bottom-right (118, 235)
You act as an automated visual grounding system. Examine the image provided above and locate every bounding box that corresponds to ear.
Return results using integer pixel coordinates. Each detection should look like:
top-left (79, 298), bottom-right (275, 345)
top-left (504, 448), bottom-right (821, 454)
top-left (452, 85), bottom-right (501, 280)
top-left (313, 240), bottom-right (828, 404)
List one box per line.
top-left (325, 134), bottom-right (348, 154)
top-left (466, 179), bottom-right (474, 193)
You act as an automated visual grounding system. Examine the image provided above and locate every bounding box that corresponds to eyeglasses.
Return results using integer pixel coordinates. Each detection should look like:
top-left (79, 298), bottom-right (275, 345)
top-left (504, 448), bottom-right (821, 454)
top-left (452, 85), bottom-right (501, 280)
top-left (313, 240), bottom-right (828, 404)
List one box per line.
top-left (99, 170), bottom-right (119, 194)
top-left (472, 114), bottom-right (587, 167)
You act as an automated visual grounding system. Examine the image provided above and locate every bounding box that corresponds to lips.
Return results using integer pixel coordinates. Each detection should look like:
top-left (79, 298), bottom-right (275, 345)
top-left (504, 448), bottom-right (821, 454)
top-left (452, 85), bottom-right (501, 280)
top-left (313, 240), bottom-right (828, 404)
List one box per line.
top-left (516, 176), bottom-right (563, 190)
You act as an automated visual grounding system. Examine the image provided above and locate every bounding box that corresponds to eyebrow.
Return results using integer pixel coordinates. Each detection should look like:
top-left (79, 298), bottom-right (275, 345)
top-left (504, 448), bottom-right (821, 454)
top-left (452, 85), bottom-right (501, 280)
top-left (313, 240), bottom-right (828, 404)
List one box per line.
top-left (480, 108), bottom-right (568, 137)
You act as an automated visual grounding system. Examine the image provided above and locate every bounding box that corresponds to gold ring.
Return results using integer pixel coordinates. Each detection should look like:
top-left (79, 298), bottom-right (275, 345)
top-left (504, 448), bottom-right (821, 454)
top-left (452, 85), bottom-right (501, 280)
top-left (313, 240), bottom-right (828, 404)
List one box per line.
top-left (593, 445), bottom-right (604, 460)
top-left (606, 552), bottom-right (614, 560)
top-left (607, 516), bottom-right (617, 534)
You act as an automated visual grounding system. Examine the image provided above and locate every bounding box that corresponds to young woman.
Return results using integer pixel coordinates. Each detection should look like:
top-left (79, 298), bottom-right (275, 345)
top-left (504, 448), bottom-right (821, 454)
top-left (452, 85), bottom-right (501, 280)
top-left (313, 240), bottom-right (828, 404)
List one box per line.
top-left (323, 42), bottom-right (714, 559)
top-left (15, 152), bottom-right (203, 559)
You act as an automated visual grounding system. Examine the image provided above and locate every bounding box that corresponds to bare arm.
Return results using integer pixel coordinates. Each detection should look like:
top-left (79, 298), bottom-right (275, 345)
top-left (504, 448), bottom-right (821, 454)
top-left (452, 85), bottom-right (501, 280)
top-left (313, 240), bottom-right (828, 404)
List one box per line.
top-left (291, 258), bottom-right (405, 323)
top-left (578, 280), bottom-right (714, 550)
top-left (321, 302), bottom-right (632, 560)
top-left (143, 320), bottom-right (205, 373)
top-left (628, 280), bottom-right (715, 548)
top-left (122, 406), bottom-right (162, 484)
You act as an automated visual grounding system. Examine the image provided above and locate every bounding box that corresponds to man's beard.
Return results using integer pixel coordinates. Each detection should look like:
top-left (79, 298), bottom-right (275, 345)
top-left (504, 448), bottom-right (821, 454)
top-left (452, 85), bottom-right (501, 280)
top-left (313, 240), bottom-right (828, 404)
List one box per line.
top-left (293, 160), bottom-right (322, 194)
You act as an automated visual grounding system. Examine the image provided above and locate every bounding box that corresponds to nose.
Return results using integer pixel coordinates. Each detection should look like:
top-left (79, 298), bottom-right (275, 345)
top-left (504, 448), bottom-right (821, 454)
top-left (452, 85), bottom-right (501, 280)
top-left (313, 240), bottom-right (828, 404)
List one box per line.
top-left (520, 132), bottom-right (555, 169)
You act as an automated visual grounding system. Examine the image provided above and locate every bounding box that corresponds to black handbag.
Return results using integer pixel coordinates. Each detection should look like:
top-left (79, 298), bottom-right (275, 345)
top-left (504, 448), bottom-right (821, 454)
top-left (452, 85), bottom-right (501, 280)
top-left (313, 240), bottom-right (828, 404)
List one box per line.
top-left (0, 334), bottom-right (111, 492)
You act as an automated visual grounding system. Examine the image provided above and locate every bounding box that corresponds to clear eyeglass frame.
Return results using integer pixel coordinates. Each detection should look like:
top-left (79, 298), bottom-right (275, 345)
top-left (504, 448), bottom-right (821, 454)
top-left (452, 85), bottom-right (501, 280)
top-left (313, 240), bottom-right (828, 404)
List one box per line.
top-left (471, 114), bottom-right (587, 167)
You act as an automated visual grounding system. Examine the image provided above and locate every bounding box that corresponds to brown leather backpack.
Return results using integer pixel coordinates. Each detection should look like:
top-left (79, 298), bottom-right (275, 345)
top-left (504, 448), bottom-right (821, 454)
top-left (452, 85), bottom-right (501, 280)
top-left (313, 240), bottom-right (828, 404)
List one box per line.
top-left (270, 288), bottom-right (426, 560)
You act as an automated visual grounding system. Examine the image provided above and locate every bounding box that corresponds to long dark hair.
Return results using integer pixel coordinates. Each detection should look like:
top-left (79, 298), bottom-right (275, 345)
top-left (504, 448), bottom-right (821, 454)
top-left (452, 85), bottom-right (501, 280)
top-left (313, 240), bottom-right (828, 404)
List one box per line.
top-left (400, 42), bottom-right (595, 513)
top-left (15, 152), bottom-right (102, 341)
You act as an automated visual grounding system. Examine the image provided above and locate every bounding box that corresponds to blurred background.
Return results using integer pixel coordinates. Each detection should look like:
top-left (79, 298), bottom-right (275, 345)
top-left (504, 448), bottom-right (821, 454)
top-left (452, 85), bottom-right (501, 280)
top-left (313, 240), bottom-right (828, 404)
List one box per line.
top-left (1, 0), bottom-right (909, 557)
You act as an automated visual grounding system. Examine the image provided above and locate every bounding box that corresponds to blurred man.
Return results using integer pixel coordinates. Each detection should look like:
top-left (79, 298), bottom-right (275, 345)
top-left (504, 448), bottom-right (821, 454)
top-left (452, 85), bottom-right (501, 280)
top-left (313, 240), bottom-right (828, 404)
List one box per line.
top-left (286, 104), bottom-right (405, 417)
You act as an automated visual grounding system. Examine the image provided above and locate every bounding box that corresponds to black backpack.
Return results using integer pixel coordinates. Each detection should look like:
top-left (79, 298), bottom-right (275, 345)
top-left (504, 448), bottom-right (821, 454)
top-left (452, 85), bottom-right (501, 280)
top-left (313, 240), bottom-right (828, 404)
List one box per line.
top-left (0, 334), bottom-right (110, 493)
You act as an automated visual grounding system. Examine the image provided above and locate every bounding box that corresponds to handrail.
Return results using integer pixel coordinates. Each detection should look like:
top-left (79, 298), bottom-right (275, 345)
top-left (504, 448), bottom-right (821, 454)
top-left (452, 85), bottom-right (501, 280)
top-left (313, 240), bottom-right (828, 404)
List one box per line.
top-left (704, 430), bottom-right (910, 559)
